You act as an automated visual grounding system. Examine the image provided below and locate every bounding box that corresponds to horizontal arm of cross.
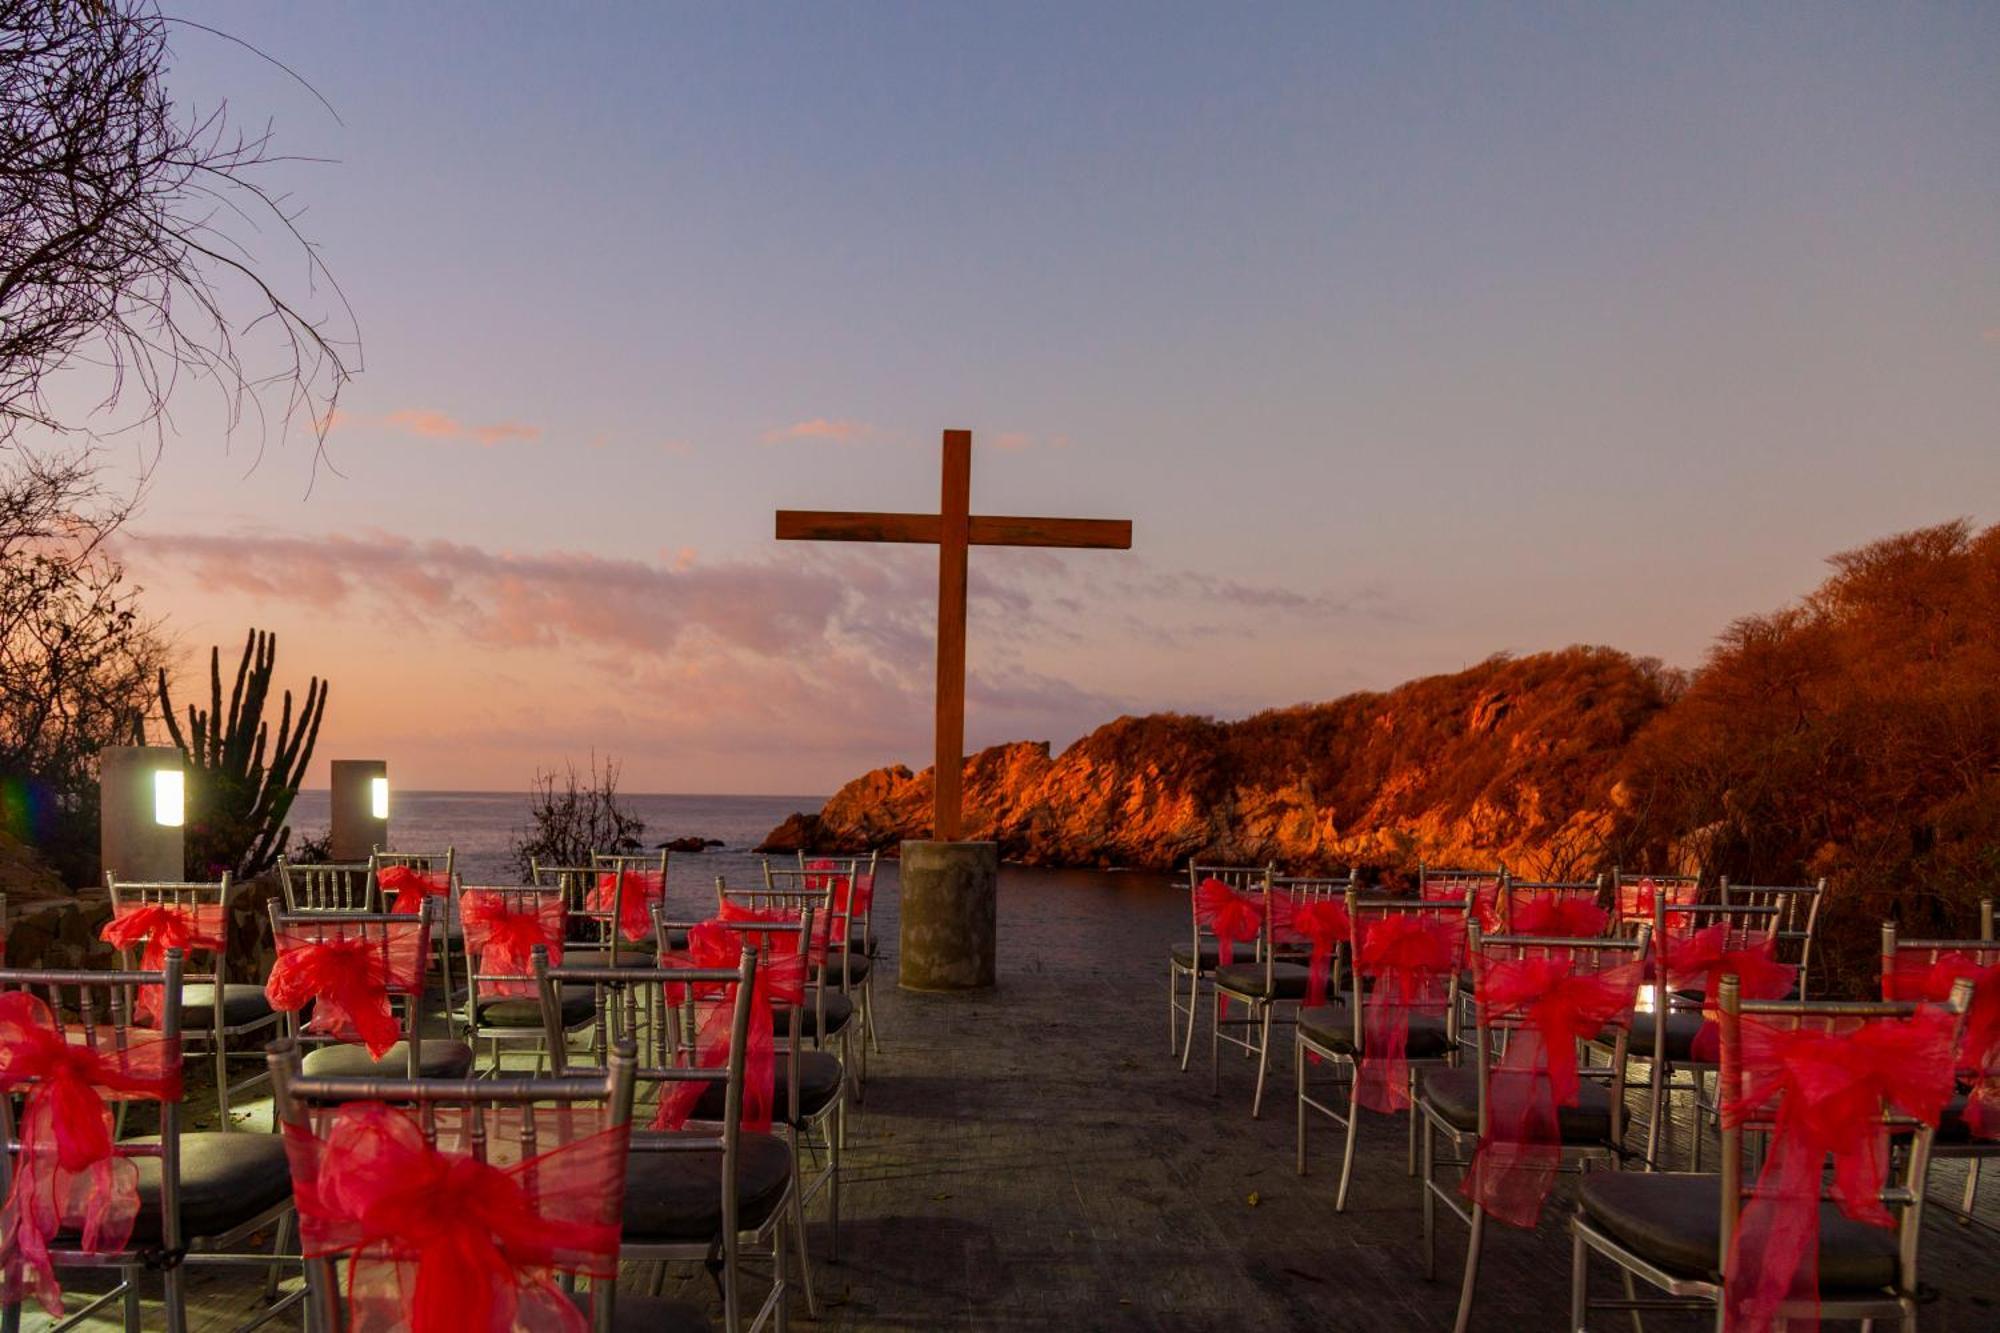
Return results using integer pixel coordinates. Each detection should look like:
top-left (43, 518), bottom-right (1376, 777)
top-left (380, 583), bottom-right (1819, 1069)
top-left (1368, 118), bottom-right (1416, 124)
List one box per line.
top-left (777, 510), bottom-right (1131, 550)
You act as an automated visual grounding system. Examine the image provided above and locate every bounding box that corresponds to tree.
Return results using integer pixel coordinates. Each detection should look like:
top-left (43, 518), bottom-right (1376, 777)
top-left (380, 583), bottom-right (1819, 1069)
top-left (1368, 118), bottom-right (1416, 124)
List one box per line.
top-left (1, 0), bottom-right (352, 458)
top-left (510, 756), bottom-right (646, 877)
top-left (158, 628), bottom-right (326, 880)
top-left (0, 450), bottom-right (166, 882)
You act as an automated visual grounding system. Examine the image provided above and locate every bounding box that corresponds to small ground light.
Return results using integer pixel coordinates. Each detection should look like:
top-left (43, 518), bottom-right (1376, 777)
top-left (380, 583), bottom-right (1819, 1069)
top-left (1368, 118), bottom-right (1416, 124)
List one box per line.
top-left (154, 769), bottom-right (185, 827)
top-left (370, 775), bottom-right (390, 820)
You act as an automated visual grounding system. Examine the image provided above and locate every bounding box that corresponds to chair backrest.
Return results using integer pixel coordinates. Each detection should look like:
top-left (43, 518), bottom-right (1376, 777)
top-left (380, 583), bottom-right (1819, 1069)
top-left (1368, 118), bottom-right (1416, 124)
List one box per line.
top-left (1418, 863), bottom-right (1503, 893)
top-left (1610, 870), bottom-right (1702, 932)
top-left (1720, 878), bottom-right (1825, 997)
top-left (593, 849), bottom-right (669, 882)
top-left (458, 885), bottom-right (569, 1024)
top-left (1495, 872), bottom-right (1609, 936)
top-left (370, 847), bottom-right (454, 879)
top-left (1713, 976), bottom-right (1973, 1314)
top-left (103, 874), bottom-right (233, 990)
top-left (277, 857), bottom-right (378, 913)
top-left (745, 870), bottom-right (845, 963)
top-left (1188, 864), bottom-right (1274, 963)
top-left (0, 954), bottom-right (187, 1283)
top-left (791, 852), bottom-right (879, 941)
top-left (1466, 924), bottom-right (1649, 1143)
top-left (531, 860), bottom-right (624, 949)
top-left (1344, 889), bottom-right (1470, 1049)
top-left (267, 1034), bottom-right (638, 1333)
top-left (265, 903), bottom-right (433, 1077)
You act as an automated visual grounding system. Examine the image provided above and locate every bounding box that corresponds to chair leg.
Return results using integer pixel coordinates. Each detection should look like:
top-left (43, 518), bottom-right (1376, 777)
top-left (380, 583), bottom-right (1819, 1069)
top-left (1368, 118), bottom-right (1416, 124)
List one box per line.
top-left (162, 1260), bottom-right (187, 1333)
top-left (773, 1213), bottom-right (791, 1333)
top-left (265, 1209), bottom-right (297, 1300)
top-left (1179, 978), bottom-right (1202, 1071)
top-left (1961, 1157), bottom-right (1983, 1219)
top-left (864, 974), bottom-right (881, 1053)
top-left (1643, 1053), bottom-right (1665, 1170)
top-left (1408, 1069), bottom-right (1421, 1175)
top-left (1295, 1034), bottom-right (1308, 1175)
top-left (1570, 1221), bottom-right (1589, 1333)
top-left (1422, 1116), bottom-right (1437, 1280)
top-left (827, 1110), bottom-right (842, 1261)
top-left (1169, 962), bottom-right (1181, 1055)
top-left (789, 1165), bottom-right (819, 1318)
top-left (1210, 995), bottom-right (1222, 1096)
top-left (214, 1041), bottom-right (232, 1127)
top-left (1452, 1200), bottom-right (1485, 1333)
top-left (1250, 1003), bottom-right (1274, 1119)
top-left (123, 1265), bottom-right (142, 1330)
top-left (1335, 1072), bottom-right (1363, 1213)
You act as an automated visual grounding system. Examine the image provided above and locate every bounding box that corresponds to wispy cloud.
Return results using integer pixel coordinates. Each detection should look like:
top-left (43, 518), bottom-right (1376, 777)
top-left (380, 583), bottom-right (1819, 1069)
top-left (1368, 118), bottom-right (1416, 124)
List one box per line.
top-left (379, 410), bottom-right (541, 446)
top-left (760, 418), bottom-right (872, 445)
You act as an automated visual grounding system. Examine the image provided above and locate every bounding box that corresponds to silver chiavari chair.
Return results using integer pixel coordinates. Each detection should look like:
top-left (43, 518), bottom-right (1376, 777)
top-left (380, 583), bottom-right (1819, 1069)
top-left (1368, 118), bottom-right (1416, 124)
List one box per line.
top-left (533, 859), bottom-right (655, 966)
top-left (536, 947), bottom-right (796, 1333)
top-left (1721, 876), bottom-right (1826, 998)
top-left (771, 856), bottom-right (881, 1065)
top-left (1570, 975), bottom-right (1974, 1332)
top-left (104, 874), bottom-right (281, 1128)
top-left (1418, 922), bottom-right (1649, 1333)
top-left (1172, 863), bottom-right (1271, 1070)
top-left (1880, 910), bottom-right (2000, 1234)
top-left (1297, 888), bottom-right (1470, 1211)
top-left (0, 953), bottom-right (299, 1332)
top-left (1212, 868), bottom-right (1334, 1118)
top-left (797, 849), bottom-right (883, 961)
top-left (1493, 874), bottom-right (1608, 934)
top-left (1609, 869), bottom-right (1703, 935)
top-left (267, 1034), bottom-right (707, 1332)
top-left (458, 883), bottom-right (593, 1073)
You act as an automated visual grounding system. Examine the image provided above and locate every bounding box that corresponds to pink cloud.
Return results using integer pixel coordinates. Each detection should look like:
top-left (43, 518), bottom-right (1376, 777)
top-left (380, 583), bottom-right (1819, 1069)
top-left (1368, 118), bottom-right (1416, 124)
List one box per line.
top-left (760, 418), bottom-right (871, 445)
top-left (379, 410), bottom-right (542, 446)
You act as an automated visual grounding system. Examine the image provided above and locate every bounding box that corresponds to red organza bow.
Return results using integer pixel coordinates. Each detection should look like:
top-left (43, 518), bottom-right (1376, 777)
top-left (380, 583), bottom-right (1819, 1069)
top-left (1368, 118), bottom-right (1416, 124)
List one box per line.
top-left (653, 921), bottom-right (806, 1133)
top-left (1193, 878), bottom-right (1262, 968)
top-left (590, 870), bottom-right (663, 944)
top-left (284, 1101), bottom-right (626, 1333)
top-left (1720, 1010), bottom-right (1957, 1333)
top-left (1355, 914), bottom-right (1461, 1113)
top-left (1271, 892), bottom-right (1349, 1007)
top-left (267, 930), bottom-right (416, 1059)
top-left (1463, 955), bottom-right (1642, 1226)
top-left (805, 858), bottom-right (875, 919)
top-left (1887, 952), bottom-right (2000, 1140)
top-left (98, 903), bottom-right (224, 1026)
top-left (1658, 926), bottom-right (1797, 1063)
top-left (1511, 895), bottom-right (1610, 939)
top-left (717, 899), bottom-right (827, 969)
top-left (462, 893), bottom-right (565, 999)
top-left (377, 866), bottom-right (449, 916)
top-left (0, 992), bottom-right (182, 1316)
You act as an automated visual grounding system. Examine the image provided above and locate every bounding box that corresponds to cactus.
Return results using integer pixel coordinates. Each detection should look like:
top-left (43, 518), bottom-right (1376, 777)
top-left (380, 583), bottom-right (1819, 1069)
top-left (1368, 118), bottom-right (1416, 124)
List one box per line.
top-left (158, 629), bottom-right (328, 880)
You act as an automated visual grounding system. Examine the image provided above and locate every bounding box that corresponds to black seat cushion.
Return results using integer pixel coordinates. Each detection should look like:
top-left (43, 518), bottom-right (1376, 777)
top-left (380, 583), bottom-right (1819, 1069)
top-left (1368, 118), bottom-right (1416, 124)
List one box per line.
top-left (562, 944), bottom-right (657, 968)
top-left (1619, 1011), bottom-right (1716, 1064)
top-left (1213, 961), bottom-right (1312, 1000)
top-left (1933, 1094), bottom-right (1979, 1147)
top-left (474, 990), bottom-right (595, 1030)
top-left (1418, 1067), bottom-right (1614, 1142)
top-left (179, 983), bottom-right (276, 1030)
top-left (816, 955), bottom-right (871, 985)
top-left (621, 1132), bottom-right (794, 1242)
top-left (63, 1132), bottom-right (294, 1245)
top-left (771, 991), bottom-right (854, 1040)
top-left (691, 1051), bottom-right (844, 1124)
top-left (1298, 1006), bottom-right (1451, 1059)
top-left (1578, 1172), bottom-right (1899, 1290)
top-left (850, 927), bottom-right (879, 958)
top-left (301, 1038), bottom-right (476, 1080)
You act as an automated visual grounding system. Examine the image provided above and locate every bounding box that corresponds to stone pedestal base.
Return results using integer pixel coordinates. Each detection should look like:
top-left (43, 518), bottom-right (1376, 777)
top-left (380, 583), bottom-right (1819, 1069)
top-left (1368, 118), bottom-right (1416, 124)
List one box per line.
top-left (897, 840), bottom-right (997, 991)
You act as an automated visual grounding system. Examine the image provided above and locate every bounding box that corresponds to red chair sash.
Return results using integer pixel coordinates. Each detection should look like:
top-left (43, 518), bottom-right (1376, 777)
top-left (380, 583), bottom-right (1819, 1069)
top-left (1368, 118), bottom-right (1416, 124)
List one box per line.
top-left (1510, 895), bottom-right (1610, 939)
top-left (283, 1101), bottom-right (626, 1333)
top-left (98, 903), bottom-right (224, 1026)
top-left (1425, 880), bottom-right (1501, 932)
top-left (804, 858), bottom-right (876, 919)
top-left (1887, 953), bottom-right (2000, 1140)
top-left (652, 921), bottom-right (806, 1133)
top-left (462, 894), bottom-right (565, 999)
top-left (1355, 914), bottom-right (1461, 1113)
top-left (716, 900), bottom-right (827, 969)
top-left (377, 866), bottom-right (449, 916)
top-left (0, 992), bottom-right (181, 1317)
top-left (589, 870), bottom-right (663, 944)
top-left (1660, 926), bottom-right (1797, 1062)
top-left (1193, 878), bottom-right (1262, 968)
top-left (267, 929), bottom-right (424, 1059)
top-left (1462, 955), bottom-right (1642, 1227)
top-left (1270, 892), bottom-right (1350, 1008)
top-left (1720, 1010), bottom-right (1957, 1333)
top-left (1618, 876), bottom-right (1697, 921)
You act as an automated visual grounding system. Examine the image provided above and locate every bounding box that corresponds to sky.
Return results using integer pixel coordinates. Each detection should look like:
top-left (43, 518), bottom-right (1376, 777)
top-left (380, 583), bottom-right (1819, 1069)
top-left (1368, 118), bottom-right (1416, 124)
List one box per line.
top-left (67, 3), bottom-right (2000, 794)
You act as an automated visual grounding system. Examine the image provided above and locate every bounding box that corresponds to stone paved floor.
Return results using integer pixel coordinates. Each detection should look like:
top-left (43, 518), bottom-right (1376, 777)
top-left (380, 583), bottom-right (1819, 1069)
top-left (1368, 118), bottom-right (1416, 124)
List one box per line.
top-left (36, 867), bottom-right (2000, 1330)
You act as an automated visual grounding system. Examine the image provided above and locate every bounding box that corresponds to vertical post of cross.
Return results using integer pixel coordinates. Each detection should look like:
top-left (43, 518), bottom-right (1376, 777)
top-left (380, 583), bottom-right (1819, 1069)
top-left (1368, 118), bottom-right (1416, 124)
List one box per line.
top-left (934, 430), bottom-right (972, 842)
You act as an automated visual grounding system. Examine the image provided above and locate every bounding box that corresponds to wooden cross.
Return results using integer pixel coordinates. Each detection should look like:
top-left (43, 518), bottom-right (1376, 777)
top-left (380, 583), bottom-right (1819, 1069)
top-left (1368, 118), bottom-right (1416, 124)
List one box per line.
top-left (776, 429), bottom-right (1132, 841)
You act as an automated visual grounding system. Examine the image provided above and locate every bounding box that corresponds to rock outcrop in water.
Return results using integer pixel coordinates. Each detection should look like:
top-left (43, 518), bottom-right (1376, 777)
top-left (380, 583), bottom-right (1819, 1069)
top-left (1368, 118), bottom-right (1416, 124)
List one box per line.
top-left (760, 646), bottom-right (1669, 873)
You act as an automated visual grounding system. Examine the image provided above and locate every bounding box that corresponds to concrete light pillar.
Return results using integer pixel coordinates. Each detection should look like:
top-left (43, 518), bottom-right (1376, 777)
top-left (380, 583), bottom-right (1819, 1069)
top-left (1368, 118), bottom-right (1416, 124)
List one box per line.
top-left (329, 760), bottom-right (388, 862)
top-left (897, 840), bottom-right (998, 990)
top-left (100, 745), bottom-right (186, 884)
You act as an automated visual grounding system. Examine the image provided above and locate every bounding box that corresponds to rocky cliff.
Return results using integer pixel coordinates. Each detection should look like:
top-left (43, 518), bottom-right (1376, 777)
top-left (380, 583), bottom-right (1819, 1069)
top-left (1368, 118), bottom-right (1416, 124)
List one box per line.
top-left (761, 646), bottom-right (1670, 874)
